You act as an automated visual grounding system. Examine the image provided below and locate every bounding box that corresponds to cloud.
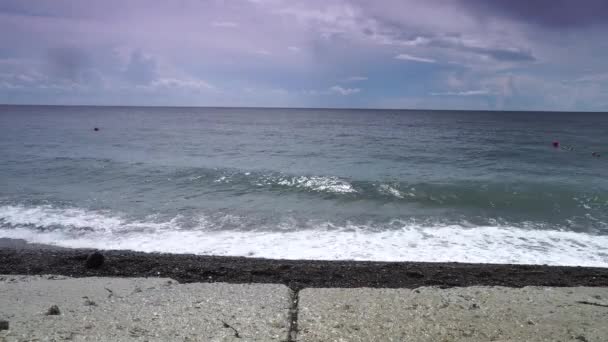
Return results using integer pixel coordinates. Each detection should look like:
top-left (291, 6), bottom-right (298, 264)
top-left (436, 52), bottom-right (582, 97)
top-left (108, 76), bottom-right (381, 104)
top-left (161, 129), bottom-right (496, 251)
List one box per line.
top-left (459, 0), bottom-right (608, 29)
top-left (431, 90), bottom-right (490, 96)
top-left (149, 78), bottom-right (214, 91)
top-left (464, 45), bottom-right (535, 62)
top-left (400, 36), bottom-right (536, 62)
top-left (395, 54), bottom-right (436, 63)
top-left (330, 85), bottom-right (360, 95)
top-left (344, 76), bottom-right (368, 82)
top-left (0, 0), bottom-right (607, 110)
top-left (124, 51), bottom-right (157, 85)
top-left (211, 21), bottom-right (239, 28)
top-left (45, 46), bottom-right (90, 81)
top-left (400, 36), bottom-right (431, 47)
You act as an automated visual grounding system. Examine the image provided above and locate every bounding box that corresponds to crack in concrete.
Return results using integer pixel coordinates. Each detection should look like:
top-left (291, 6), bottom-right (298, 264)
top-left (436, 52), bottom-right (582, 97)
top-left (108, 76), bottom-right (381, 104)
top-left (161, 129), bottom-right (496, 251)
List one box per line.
top-left (286, 289), bottom-right (300, 342)
top-left (219, 319), bottom-right (241, 338)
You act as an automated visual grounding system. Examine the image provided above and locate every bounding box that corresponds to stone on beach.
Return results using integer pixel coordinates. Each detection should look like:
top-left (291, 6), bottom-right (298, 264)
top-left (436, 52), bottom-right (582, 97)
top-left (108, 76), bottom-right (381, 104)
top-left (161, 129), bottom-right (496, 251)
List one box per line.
top-left (86, 251), bottom-right (105, 269)
top-left (46, 305), bottom-right (61, 315)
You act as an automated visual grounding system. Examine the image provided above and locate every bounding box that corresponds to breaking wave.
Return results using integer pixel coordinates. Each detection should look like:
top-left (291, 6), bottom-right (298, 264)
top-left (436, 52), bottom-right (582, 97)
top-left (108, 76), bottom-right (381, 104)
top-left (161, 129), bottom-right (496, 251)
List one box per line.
top-left (1, 204), bottom-right (607, 267)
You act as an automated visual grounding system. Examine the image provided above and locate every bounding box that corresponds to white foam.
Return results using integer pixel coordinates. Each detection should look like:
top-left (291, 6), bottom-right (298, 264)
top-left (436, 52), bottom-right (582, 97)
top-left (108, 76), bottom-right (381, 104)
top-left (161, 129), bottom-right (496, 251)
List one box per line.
top-left (276, 176), bottom-right (356, 193)
top-left (214, 173), bottom-right (357, 194)
top-left (378, 184), bottom-right (404, 198)
top-left (1, 205), bottom-right (607, 267)
top-left (0, 205), bottom-right (179, 234)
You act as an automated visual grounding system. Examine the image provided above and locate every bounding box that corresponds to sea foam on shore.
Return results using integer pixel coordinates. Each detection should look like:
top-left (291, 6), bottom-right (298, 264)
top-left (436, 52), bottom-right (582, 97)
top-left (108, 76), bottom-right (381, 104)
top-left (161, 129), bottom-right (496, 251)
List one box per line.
top-left (1, 204), bottom-right (607, 267)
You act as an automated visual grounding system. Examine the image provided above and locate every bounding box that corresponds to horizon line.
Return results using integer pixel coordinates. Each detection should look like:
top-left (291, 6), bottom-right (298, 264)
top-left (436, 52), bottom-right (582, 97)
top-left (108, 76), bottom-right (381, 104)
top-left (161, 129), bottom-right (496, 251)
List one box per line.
top-left (0, 103), bottom-right (606, 114)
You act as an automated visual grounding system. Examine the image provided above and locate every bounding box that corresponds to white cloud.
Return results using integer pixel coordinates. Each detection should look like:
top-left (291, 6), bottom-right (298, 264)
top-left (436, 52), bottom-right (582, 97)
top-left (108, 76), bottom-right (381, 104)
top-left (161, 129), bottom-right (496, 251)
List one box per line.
top-left (287, 46), bottom-right (301, 52)
top-left (274, 3), bottom-right (368, 41)
top-left (395, 54), bottom-right (436, 63)
top-left (330, 85), bottom-right (360, 95)
top-left (430, 90), bottom-right (490, 96)
top-left (211, 21), bottom-right (239, 28)
top-left (149, 78), bottom-right (214, 91)
top-left (254, 49), bottom-right (271, 55)
top-left (345, 76), bottom-right (368, 82)
top-left (400, 36), bottom-right (431, 46)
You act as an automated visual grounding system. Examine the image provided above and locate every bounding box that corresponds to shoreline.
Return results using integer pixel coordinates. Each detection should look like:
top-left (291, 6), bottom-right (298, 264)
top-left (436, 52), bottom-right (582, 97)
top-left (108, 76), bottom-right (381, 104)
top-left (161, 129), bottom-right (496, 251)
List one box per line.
top-left (2, 238), bottom-right (608, 290)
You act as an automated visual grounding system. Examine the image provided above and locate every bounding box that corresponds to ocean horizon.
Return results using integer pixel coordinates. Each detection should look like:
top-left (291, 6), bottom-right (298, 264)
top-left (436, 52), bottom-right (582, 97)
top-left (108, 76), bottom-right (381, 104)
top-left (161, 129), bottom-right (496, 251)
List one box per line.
top-left (3, 104), bottom-right (607, 113)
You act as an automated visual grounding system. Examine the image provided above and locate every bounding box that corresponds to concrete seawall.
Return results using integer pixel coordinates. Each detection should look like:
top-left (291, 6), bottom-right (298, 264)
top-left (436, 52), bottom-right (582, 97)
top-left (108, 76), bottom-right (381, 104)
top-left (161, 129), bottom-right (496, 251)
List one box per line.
top-left (2, 275), bottom-right (608, 341)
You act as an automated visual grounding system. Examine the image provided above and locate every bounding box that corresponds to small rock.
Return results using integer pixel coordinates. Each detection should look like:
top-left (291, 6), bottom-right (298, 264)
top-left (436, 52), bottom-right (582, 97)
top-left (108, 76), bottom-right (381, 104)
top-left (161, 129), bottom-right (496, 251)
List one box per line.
top-left (86, 251), bottom-right (105, 269)
top-left (527, 320), bottom-right (535, 325)
top-left (46, 305), bottom-right (61, 315)
top-left (341, 304), bottom-right (352, 311)
top-left (575, 335), bottom-right (589, 342)
top-left (0, 320), bottom-right (9, 330)
top-left (405, 270), bottom-right (424, 278)
top-left (468, 303), bottom-right (479, 310)
top-left (83, 298), bottom-right (97, 306)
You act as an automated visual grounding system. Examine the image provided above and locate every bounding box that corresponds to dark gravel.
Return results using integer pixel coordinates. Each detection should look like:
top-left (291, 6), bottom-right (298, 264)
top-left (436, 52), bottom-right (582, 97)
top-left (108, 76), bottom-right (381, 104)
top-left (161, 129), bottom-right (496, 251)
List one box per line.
top-left (2, 241), bottom-right (608, 291)
top-left (85, 251), bottom-right (105, 269)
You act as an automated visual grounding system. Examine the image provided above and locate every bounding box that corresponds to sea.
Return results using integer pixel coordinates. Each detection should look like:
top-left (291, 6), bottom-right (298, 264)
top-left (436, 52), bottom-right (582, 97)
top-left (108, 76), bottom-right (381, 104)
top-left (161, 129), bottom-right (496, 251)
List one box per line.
top-left (1, 105), bottom-right (607, 266)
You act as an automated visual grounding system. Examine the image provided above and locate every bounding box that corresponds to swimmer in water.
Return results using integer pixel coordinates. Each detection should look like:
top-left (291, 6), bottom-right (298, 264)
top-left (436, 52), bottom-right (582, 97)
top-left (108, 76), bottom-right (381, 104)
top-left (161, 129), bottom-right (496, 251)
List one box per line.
top-left (553, 141), bottom-right (575, 151)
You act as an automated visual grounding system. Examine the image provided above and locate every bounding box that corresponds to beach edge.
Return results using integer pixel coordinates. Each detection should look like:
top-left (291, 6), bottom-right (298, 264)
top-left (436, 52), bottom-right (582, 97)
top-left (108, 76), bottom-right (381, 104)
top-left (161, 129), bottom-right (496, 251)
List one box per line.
top-left (1, 238), bottom-right (607, 290)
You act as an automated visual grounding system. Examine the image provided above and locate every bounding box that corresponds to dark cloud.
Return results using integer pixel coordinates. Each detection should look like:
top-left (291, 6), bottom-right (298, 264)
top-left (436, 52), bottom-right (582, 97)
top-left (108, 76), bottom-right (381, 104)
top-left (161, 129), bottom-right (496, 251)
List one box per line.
top-left (1, 0), bottom-right (606, 110)
top-left (46, 46), bottom-right (90, 80)
top-left (361, 15), bottom-right (535, 62)
top-left (478, 48), bottom-right (535, 62)
top-left (0, 0), bottom-right (59, 18)
top-left (0, 0), bottom-right (127, 20)
top-left (461, 0), bottom-right (608, 28)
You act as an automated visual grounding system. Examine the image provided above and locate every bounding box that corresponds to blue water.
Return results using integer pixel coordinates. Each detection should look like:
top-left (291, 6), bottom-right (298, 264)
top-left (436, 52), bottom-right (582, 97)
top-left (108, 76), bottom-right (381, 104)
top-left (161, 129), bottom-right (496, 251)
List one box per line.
top-left (1, 105), bottom-right (607, 266)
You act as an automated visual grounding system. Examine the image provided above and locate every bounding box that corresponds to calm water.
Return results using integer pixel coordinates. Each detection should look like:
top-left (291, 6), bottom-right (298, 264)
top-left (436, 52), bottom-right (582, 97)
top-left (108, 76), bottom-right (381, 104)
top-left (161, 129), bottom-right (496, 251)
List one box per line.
top-left (1, 105), bottom-right (607, 266)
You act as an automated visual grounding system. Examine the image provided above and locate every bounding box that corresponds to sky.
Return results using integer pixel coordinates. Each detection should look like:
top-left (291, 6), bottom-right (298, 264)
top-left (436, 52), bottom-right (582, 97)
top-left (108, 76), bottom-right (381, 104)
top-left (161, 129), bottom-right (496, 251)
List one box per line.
top-left (1, 0), bottom-right (608, 111)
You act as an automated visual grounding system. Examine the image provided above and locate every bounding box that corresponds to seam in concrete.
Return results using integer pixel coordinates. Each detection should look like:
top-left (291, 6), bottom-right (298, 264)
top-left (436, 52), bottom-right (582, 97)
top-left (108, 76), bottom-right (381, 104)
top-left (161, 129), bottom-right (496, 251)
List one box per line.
top-left (576, 300), bottom-right (608, 308)
top-left (286, 289), bottom-right (300, 342)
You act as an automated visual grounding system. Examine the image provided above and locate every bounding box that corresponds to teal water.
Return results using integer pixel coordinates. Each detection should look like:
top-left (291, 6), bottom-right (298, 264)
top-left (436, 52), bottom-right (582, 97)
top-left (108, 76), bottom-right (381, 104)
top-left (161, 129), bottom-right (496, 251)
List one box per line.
top-left (1, 105), bottom-right (607, 265)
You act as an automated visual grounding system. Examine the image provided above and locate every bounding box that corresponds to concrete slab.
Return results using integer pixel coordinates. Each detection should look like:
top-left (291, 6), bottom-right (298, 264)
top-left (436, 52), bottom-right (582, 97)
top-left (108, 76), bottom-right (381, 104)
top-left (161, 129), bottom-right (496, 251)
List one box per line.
top-left (0, 275), bottom-right (291, 342)
top-left (298, 286), bottom-right (608, 342)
